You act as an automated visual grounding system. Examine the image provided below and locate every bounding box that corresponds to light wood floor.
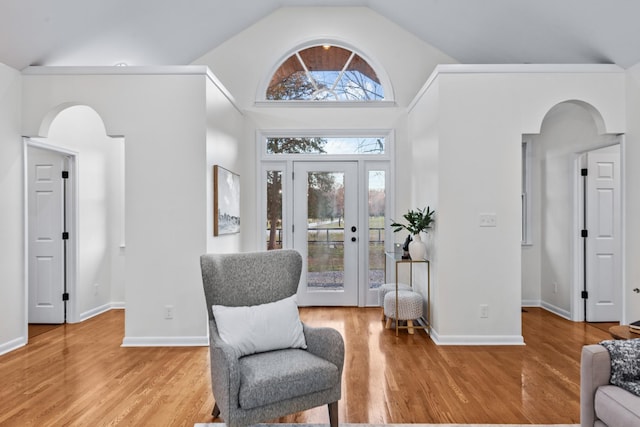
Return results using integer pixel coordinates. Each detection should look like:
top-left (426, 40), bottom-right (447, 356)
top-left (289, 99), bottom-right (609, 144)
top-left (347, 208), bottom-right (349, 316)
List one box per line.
top-left (0, 307), bottom-right (610, 426)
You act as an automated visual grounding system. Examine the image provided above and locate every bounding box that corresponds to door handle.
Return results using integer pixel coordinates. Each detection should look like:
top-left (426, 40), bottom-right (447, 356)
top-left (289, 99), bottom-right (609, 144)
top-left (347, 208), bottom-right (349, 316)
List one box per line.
top-left (351, 226), bottom-right (357, 232)
top-left (351, 237), bottom-right (356, 242)
top-left (633, 288), bottom-right (640, 294)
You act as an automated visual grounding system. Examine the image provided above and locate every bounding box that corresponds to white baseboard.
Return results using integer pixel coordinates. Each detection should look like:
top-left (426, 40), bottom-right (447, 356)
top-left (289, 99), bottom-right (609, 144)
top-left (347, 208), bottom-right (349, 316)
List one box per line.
top-left (0, 336), bottom-right (27, 356)
top-left (79, 301), bottom-right (125, 322)
top-left (121, 335), bottom-right (208, 347)
top-left (540, 301), bottom-right (572, 320)
top-left (430, 329), bottom-right (525, 346)
top-left (522, 299), bottom-right (541, 307)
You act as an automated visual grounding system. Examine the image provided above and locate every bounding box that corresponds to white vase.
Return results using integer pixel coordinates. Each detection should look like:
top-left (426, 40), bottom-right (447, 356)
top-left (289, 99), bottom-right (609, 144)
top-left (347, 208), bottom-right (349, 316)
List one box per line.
top-left (408, 233), bottom-right (427, 260)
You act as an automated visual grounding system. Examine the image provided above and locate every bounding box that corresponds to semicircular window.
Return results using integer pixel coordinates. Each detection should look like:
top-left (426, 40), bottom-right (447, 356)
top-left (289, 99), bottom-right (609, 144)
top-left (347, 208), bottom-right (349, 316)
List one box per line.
top-left (267, 45), bottom-right (384, 101)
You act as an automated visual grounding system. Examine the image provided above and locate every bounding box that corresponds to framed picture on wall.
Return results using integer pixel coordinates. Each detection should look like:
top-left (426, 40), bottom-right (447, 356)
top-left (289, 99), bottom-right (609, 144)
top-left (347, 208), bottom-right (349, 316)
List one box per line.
top-left (214, 165), bottom-right (240, 236)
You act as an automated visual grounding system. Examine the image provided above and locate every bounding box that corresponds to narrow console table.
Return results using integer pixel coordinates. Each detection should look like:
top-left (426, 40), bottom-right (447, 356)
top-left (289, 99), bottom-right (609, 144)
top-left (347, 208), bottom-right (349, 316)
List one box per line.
top-left (385, 252), bottom-right (431, 336)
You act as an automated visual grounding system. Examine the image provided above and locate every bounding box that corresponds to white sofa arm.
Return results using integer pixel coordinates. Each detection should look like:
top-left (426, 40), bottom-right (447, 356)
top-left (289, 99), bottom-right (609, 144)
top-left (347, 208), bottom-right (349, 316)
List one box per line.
top-left (580, 344), bottom-right (611, 427)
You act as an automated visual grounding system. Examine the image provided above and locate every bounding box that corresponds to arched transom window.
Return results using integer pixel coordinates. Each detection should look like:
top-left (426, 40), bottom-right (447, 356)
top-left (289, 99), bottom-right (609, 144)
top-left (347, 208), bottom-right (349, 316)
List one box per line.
top-left (266, 45), bottom-right (384, 101)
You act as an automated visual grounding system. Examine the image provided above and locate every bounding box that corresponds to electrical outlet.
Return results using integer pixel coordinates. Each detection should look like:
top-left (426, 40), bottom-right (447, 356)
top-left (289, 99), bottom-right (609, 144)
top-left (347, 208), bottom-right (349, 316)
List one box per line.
top-left (480, 304), bottom-right (489, 318)
top-left (553, 282), bottom-right (558, 293)
top-left (94, 283), bottom-right (99, 295)
top-left (479, 213), bottom-right (497, 227)
top-left (164, 305), bottom-right (174, 320)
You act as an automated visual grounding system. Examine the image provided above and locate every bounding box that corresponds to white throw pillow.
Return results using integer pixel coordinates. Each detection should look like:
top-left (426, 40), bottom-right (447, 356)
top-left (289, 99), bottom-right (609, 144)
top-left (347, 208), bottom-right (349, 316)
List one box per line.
top-left (211, 295), bottom-right (307, 357)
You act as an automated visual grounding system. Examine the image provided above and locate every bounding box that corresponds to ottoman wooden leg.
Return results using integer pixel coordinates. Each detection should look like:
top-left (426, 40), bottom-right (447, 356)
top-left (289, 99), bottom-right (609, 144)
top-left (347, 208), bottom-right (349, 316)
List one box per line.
top-left (385, 318), bottom-right (392, 329)
top-left (407, 320), bottom-right (415, 335)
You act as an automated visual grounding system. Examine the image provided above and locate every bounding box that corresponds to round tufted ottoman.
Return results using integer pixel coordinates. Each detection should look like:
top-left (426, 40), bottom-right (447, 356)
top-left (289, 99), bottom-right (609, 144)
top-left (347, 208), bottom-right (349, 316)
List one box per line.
top-left (383, 290), bottom-right (423, 334)
top-left (378, 282), bottom-right (412, 307)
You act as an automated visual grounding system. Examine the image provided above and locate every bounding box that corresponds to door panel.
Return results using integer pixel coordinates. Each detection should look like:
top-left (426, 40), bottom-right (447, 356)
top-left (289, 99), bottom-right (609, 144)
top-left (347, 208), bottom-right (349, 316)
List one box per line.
top-left (586, 147), bottom-right (621, 322)
top-left (294, 162), bottom-right (358, 306)
top-left (28, 146), bottom-right (66, 324)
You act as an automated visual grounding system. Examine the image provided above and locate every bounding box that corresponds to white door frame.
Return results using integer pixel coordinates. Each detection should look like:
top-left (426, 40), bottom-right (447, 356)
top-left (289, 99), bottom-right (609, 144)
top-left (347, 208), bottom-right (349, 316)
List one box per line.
top-left (259, 158), bottom-right (394, 307)
top-left (24, 138), bottom-right (79, 333)
top-left (256, 131), bottom-right (395, 307)
top-left (571, 136), bottom-right (626, 323)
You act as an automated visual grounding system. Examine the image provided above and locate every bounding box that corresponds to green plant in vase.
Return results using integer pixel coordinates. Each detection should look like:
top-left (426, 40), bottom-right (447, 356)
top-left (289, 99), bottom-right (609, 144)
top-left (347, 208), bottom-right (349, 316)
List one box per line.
top-left (390, 206), bottom-right (435, 260)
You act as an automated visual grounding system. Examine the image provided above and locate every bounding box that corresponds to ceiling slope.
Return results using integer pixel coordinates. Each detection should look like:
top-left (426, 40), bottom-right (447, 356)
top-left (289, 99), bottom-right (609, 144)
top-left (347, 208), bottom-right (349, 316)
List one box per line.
top-left (2, 0), bottom-right (640, 70)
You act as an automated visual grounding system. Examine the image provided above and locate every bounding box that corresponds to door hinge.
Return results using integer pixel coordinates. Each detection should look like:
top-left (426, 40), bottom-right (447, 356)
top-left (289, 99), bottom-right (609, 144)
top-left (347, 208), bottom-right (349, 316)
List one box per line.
top-left (62, 292), bottom-right (70, 301)
top-left (581, 229), bottom-right (588, 238)
top-left (292, 171), bottom-right (294, 180)
top-left (62, 232), bottom-right (69, 240)
top-left (581, 290), bottom-right (589, 299)
top-left (62, 170), bottom-right (69, 179)
top-left (292, 224), bottom-right (295, 233)
top-left (581, 168), bottom-right (588, 176)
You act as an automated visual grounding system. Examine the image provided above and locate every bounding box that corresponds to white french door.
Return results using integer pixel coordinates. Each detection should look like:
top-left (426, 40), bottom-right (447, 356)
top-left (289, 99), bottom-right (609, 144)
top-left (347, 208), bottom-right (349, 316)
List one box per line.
top-left (260, 141), bottom-right (392, 308)
top-left (293, 162), bottom-right (359, 306)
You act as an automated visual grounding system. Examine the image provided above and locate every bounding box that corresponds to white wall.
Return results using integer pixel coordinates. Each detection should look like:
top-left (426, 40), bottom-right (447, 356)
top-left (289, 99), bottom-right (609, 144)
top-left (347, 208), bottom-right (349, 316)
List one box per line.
top-left (408, 66), bottom-right (625, 344)
top-left (205, 77), bottom-right (246, 253)
top-left (194, 7), bottom-right (456, 109)
top-left (436, 73), bottom-right (524, 344)
top-left (407, 81), bottom-right (439, 320)
top-left (625, 64), bottom-right (640, 323)
top-left (42, 105), bottom-right (125, 318)
top-left (21, 68), bottom-right (214, 345)
top-left (0, 63), bottom-right (24, 355)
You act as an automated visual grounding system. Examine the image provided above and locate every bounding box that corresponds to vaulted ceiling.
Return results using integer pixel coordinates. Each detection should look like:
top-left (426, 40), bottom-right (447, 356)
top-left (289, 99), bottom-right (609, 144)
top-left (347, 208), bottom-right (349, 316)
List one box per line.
top-left (2, 0), bottom-right (639, 71)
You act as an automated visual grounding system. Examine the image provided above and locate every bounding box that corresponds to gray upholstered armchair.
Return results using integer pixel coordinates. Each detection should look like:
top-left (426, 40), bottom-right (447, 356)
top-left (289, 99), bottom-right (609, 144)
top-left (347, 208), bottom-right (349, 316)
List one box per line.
top-left (200, 249), bottom-right (344, 427)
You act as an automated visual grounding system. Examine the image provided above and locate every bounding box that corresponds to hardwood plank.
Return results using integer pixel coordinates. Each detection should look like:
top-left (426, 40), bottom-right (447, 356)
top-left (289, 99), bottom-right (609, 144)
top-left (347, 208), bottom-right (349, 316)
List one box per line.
top-left (28, 324), bottom-right (63, 339)
top-left (0, 307), bottom-right (609, 426)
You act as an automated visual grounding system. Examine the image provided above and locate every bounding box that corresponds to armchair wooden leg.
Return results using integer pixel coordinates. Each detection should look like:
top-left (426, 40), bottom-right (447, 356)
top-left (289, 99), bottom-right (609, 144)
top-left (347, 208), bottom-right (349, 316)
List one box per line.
top-left (328, 401), bottom-right (338, 427)
top-left (212, 402), bottom-right (220, 418)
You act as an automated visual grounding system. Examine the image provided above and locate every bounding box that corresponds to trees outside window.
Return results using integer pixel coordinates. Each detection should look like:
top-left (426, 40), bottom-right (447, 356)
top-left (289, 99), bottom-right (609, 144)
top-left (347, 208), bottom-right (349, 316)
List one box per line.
top-left (267, 45), bottom-right (384, 101)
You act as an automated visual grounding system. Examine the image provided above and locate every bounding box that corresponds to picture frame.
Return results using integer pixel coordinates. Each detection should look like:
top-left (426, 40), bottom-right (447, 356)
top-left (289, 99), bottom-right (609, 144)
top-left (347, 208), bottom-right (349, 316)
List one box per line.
top-left (213, 165), bottom-right (240, 236)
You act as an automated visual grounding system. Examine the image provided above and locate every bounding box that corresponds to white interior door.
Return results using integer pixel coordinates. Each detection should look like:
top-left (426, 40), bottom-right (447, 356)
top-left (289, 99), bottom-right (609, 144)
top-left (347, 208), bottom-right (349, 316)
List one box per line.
top-left (294, 161), bottom-right (358, 306)
top-left (28, 146), bottom-right (66, 324)
top-left (585, 145), bottom-right (621, 322)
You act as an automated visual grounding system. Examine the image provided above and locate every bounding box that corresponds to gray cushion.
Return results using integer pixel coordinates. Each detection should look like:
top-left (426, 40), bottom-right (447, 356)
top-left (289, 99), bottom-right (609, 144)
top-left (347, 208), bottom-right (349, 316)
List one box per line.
top-left (238, 348), bottom-right (340, 410)
top-left (595, 385), bottom-right (640, 427)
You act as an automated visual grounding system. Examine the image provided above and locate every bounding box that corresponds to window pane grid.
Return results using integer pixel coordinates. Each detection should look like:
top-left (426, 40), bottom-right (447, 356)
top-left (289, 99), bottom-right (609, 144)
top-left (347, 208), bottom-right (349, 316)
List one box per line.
top-left (267, 45), bottom-right (384, 101)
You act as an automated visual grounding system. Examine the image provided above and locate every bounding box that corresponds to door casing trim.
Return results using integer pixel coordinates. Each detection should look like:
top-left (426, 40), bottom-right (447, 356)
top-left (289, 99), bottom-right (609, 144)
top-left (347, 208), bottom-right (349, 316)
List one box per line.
top-left (256, 130), bottom-right (395, 307)
top-left (23, 138), bottom-right (79, 340)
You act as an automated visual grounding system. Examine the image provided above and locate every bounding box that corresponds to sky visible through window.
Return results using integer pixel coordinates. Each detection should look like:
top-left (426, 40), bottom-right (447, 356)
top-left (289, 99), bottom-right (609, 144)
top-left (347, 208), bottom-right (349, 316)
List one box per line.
top-left (324, 137), bottom-right (384, 154)
top-left (266, 137), bottom-right (384, 155)
top-left (308, 70), bottom-right (383, 101)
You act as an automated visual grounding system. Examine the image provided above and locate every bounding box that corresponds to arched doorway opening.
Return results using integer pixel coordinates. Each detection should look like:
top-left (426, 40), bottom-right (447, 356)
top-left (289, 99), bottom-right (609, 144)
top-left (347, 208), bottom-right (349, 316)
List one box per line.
top-left (521, 100), bottom-right (623, 322)
top-left (25, 105), bottom-right (125, 338)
